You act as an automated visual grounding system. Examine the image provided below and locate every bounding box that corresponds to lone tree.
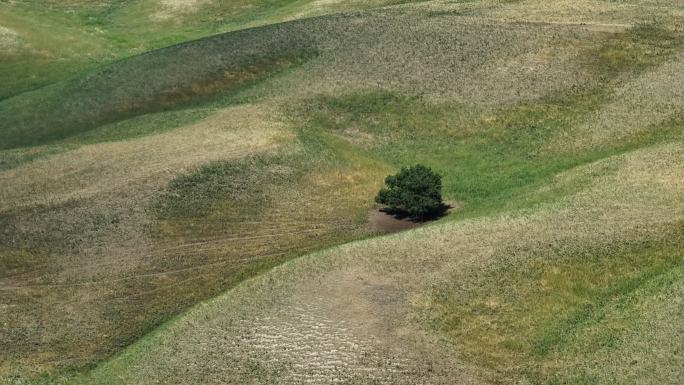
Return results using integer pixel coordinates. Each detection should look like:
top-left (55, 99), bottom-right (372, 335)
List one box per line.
top-left (375, 164), bottom-right (445, 219)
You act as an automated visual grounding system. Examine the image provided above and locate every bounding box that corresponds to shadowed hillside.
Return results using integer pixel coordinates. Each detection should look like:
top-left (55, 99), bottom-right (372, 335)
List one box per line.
top-left (0, 0), bottom-right (412, 100)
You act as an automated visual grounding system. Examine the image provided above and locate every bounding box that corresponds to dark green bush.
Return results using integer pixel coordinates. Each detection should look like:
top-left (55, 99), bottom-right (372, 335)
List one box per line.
top-left (375, 164), bottom-right (445, 219)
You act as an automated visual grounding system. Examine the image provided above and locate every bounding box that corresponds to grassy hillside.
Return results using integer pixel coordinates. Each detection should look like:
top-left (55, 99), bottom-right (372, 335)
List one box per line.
top-left (70, 142), bottom-right (684, 385)
top-left (0, 0), bottom-right (412, 100)
top-left (1, 0), bottom-right (683, 384)
top-left (0, 22), bottom-right (315, 149)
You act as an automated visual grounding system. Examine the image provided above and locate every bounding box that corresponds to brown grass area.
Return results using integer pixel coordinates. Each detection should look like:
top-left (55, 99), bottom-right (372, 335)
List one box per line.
top-left (0, 25), bottom-right (21, 52)
top-left (0, 100), bottom-right (391, 378)
top-left (480, 0), bottom-right (683, 28)
top-left (240, 12), bottom-right (615, 106)
top-left (0, 103), bottom-right (292, 375)
top-left (0, 104), bottom-right (289, 212)
top-left (552, 52), bottom-right (684, 150)
top-left (153, 0), bottom-right (213, 20)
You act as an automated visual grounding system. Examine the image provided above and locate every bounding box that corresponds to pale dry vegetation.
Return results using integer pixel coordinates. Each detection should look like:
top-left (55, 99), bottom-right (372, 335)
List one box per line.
top-left (0, 98), bottom-right (388, 380)
top-left (0, 103), bottom-right (291, 375)
top-left (1, 104), bottom-right (289, 211)
top-left (552, 51), bottom-right (684, 150)
top-left (153, 0), bottom-right (212, 20)
top-left (0, 25), bottom-right (20, 52)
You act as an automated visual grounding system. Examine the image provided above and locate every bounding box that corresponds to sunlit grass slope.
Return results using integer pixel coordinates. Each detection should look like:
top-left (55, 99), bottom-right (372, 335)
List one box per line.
top-left (0, 0), bottom-right (683, 384)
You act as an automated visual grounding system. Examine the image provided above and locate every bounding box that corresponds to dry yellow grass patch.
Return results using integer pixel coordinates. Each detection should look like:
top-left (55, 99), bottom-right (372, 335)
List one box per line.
top-left (152, 0), bottom-right (213, 20)
top-left (245, 15), bottom-right (598, 107)
top-left (0, 102), bottom-right (293, 376)
top-left (288, 0), bottom-right (359, 20)
top-left (0, 25), bottom-right (20, 52)
top-left (551, 52), bottom-right (684, 151)
top-left (0, 103), bottom-right (291, 212)
top-left (483, 0), bottom-right (681, 28)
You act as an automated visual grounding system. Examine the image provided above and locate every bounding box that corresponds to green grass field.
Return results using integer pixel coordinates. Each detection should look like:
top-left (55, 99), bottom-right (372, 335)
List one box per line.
top-left (1, 0), bottom-right (682, 384)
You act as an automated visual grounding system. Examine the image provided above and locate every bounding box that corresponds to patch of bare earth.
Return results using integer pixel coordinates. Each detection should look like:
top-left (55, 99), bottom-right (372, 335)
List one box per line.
top-left (369, 210), bottom-right (422, 234)
top-left (369, 203), bottom-right (457, 234)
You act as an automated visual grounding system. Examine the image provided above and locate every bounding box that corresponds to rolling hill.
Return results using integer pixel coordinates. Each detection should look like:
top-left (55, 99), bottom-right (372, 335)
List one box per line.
top-left (1, 1), bottom-right (682, 384)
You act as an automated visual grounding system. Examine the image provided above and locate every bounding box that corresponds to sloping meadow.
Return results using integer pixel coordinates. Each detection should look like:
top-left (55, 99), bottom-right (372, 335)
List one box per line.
top-left (1, 1), bottom-right (682, 383)
top-left (72, 143), bottom-right (684, 385)
top-left (0, 0), bottom-right (413, 100)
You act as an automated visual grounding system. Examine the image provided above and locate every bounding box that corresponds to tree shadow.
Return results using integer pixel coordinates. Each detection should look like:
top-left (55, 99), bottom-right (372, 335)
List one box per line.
top-left (379, 203), bottom-right (452, 223)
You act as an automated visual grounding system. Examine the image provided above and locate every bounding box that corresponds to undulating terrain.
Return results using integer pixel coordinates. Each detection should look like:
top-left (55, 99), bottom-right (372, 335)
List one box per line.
top-left (1, 1), bottom-right (682, 384)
